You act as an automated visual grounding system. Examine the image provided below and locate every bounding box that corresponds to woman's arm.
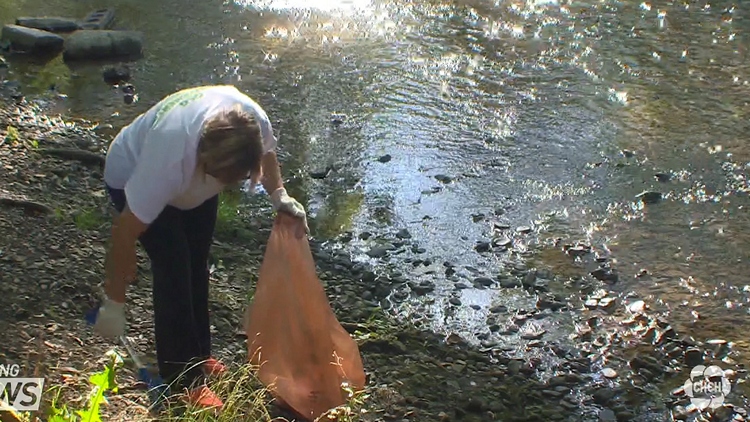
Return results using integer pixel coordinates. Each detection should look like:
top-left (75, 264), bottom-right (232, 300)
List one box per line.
top-left (260, 150), bottom-right (283, 194)
top-left (104, 205), bottom-right (148, 302)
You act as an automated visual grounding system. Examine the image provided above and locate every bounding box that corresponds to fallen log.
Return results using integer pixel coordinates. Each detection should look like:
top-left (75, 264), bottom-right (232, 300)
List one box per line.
top-left (39, 148), bottom-right (105, 166)
top-left (0, 197), bottom-right (53, 214)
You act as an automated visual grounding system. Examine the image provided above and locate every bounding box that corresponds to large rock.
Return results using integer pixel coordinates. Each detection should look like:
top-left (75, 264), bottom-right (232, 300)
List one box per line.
top-left (15, 17), bottom-right (81, 33)
top-left (63, 30), bottom-right (143, 61)
top-left (1, 24), bottom-right (64, 54)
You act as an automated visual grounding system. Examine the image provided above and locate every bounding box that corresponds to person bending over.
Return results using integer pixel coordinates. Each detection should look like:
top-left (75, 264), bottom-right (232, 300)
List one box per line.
top-left (93, 85), bottom-right (308, 409)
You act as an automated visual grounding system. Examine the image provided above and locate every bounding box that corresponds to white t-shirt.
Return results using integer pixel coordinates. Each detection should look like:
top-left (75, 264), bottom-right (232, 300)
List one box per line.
top-left (103, 85), bottom-right (277, 225)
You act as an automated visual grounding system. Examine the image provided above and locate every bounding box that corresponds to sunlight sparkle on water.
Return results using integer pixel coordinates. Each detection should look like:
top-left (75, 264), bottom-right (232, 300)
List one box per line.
top-left (242, 0), bottom-right (374, 14)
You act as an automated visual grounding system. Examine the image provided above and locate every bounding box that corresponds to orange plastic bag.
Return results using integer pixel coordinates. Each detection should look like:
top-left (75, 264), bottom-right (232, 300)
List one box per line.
top-left (244, 213), bottom-right (367, 421)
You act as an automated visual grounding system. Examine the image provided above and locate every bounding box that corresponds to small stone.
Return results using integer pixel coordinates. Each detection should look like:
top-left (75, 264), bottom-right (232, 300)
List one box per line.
top-left (598, 297), bottom-right (616, 309)
top-left (449, 297), bottom-right (461, 306)
top-left (377, 154), bottom-right (392, 163)
top-left (655, 172), bottom-right (671, 182)
top-left (508, 360), bottom-right (523, 375)
top-left (521, 329), bottom-right (545, 340)
top-left (516, 226), bottom-right (532, 234)
top-left (598, 409), bottom-right (616, 422)
top-left (684, 348), bottom-right (704, 366)
top-left (566, 245), bottom-right (589, 257)
top-left (473, 277), bottom-right (494, 287)
top-left (396, 228), bottom-right (412, 239)
top-left (601, 368), bottom-right (617, 379)
top-left (367, 247), bottom-right (389, 258)
top-left (627, 300), bottom-right (645, 314)
top-left (636, 190), bottom-right (662, 204)
top-left (474, 241), bottom-right (491, 253)
top-left (489, 305), bottom-right (507, 314)
top-left (434, 174), bottom-right (453, 184)
top-left (331, 113), bottom-right (346, 125)
top-left (591, 267), bottom-right (619, 283)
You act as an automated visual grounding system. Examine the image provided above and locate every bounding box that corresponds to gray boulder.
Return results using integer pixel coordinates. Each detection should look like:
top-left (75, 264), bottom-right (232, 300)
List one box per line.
top-left (63, 30), bottom-right (143, 61)
top-left (1, 24), bottom-right (64, 54)
top-left (15, 17), bottom-right (81, 33)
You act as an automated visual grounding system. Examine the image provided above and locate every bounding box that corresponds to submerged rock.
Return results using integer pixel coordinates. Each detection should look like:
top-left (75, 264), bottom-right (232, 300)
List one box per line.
top-left (63, 30), bottom-right (143, 61)
top-left (102, 65), bottom-right (130, 84)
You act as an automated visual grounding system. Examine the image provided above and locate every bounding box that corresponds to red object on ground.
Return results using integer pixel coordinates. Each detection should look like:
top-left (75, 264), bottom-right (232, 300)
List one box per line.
top-left (244, 213), bottom-right (367, 421)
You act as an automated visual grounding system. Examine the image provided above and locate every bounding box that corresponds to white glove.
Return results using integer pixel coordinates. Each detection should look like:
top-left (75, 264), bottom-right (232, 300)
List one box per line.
top-left (270, 188), bottom-right (309, 233)
top-left (93, 297), bottom-right (126, 339)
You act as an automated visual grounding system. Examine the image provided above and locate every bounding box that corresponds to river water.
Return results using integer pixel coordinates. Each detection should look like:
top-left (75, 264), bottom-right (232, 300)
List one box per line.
top-left (3, 0), bottom-right (750, 405)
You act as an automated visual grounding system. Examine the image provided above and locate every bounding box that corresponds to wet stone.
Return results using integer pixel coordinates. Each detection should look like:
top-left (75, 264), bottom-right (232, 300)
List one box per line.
top-left (473, 277), bottom-right (494, 287)
top-left (434, 174), bottom-right (453, 184)
top-left (592, 388), bottom-right (617, 405)
top-left (448, 297), bottom-right (461, 306)
top-left (474, 241), bottom-right (491, 252)
top-left (489, 305), bottom-right (507, 314)
top-left (636, 190), bottom-right (662, 204)
top-left (367, 246), bottom-right (389, 258)
top-left (492, 237), bottom-right (512, 249)
top-left (601, 368), bottom-right (617, 379)
top-left (396, 228), bottom-right (412, 239)
top-left (377, 154), bottom-right (392, 163)
top-left (684, 347), bottom-right (704, 366)
top-left (655, 172), bottom-right (672, 182)
top-left (591, 267), bottom-right (619, 283)
top-left (516, 226), bottom-right (532, 234)
top-left (598, 409), bottom-right (616, 422)
top-left (508, 360), bottom-right (523, 375)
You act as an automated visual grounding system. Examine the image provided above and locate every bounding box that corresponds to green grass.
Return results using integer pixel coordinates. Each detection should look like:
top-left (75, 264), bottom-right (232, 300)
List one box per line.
top-left (215, 189), bottom-right (244, 237)
top-left (9, 351), bottom-right (369, 422)
top-left (72, 208), bottom-right (108, 231)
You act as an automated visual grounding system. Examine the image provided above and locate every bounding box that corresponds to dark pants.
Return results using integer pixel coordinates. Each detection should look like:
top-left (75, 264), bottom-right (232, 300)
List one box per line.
top-left (106, 185), bottom-right (218, 388)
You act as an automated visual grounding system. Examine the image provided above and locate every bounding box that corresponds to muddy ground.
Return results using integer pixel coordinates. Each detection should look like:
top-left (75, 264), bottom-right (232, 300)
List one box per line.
top-left (0, 93), bottom-right (748, 422)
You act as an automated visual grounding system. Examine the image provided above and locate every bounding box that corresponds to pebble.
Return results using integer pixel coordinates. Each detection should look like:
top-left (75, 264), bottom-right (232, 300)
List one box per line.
top-left (516, 226), bottom-right (532, 234)
top-left (636, 190), bottom-right (662, 204)
top-left (396, 228), bottom-right (412, 239)
top-left (601, 368), bottom-right (617, 379)
top-left (684, 347), bottom-right (704, 366)
top-left (473, 277), bottom-right (494, 287)
top-left (367, 246), bottom-right (389, 258)
top-left (474, 241), bottom-right (491, 252)
top-left (598, 408), bottom-right (616, 422)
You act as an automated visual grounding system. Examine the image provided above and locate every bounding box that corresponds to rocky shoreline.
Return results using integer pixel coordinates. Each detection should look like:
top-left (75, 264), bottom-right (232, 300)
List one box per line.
top-left (0, 88), bottom-right (748, 422)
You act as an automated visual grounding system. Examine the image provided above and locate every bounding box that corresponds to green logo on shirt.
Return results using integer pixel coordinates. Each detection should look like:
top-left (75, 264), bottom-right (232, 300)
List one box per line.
top-left (152, 86), bottom-right (211, 127)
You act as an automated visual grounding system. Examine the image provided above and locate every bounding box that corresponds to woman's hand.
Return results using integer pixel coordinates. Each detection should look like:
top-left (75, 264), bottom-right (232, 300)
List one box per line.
top-left (271, 187), bottom-right (309, 234)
